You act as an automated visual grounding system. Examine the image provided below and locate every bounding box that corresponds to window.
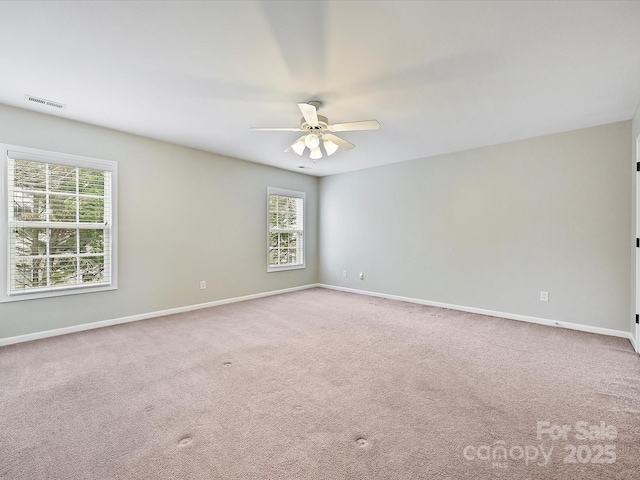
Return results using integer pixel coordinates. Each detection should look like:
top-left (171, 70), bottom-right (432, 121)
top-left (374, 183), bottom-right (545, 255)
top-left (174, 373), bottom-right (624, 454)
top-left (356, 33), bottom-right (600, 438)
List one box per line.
top-left (267, 187), bottom-right (305, 272)
top-left (0, 144), bottom-right (117, 301)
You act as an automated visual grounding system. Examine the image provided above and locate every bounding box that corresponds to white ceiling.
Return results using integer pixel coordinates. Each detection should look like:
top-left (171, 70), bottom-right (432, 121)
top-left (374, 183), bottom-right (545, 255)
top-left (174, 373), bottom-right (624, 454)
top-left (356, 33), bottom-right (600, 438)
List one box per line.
top-left (1, 1), bottom-right (639, 177)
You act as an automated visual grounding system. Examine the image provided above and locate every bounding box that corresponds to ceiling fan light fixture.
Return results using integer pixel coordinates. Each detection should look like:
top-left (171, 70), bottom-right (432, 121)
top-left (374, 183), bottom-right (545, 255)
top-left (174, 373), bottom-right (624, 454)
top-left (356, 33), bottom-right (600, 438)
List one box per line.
top-left (291, 137), bottom-right (306, 155)
top-left (250, 101), bottom-right (380, 162)
top-left (323, 138), bottom-right (339, 156)
top-left (309, 147), bottom-right (323, 160)
top-left (304, 133), bottom-right (320, 150)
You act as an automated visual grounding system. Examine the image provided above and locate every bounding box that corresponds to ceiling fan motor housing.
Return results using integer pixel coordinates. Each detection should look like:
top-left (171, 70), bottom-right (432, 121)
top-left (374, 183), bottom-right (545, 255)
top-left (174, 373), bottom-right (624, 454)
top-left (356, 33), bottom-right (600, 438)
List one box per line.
top-left (301, 115), bottom-right (329, 132)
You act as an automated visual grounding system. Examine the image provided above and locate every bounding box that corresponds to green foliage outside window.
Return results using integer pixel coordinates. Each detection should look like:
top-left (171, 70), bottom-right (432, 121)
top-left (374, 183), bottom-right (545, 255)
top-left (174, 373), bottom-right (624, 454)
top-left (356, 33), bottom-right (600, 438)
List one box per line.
top-left (11, 159), bottom-right (109, 291)
top-left (268, 193), bottom-right (303, 268)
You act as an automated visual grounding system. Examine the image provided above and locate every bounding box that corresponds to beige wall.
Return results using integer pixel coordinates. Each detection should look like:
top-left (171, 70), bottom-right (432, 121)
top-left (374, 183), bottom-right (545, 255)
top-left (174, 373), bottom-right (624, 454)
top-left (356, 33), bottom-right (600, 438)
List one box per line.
top-left (0, 104), bottom-right (319, 339)
top-left (320, 122), bottom-right (632, 332)
top-left (1, 103), bottom-right (634, 341)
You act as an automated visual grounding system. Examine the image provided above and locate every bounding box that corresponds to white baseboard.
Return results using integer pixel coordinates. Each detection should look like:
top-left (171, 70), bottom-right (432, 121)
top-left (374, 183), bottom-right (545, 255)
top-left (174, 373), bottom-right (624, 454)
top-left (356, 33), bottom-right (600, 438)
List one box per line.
top-left (0, 284), bottom-right (320, 347)
top-left (3, 283), bottom-right (635, 350)
top-left (318, 284), bottom-right (635, 344)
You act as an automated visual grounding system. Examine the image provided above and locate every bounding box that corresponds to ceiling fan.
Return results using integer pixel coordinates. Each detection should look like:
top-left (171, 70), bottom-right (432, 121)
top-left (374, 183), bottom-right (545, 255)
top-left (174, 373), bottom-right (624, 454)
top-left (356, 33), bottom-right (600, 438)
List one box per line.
top-left (250, 101), bottom-right (380, 160)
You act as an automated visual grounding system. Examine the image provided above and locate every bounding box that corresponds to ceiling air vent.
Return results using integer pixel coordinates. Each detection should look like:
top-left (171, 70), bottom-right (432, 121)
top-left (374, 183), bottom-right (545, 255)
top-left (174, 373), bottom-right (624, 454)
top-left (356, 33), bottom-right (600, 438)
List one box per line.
top-left (24, 95), bottom-right (67, 110)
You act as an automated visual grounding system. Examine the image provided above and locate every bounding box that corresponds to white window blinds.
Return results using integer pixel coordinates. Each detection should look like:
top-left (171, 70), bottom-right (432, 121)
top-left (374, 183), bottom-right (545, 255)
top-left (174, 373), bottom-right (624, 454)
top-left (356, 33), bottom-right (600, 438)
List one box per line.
top-left (267, 187), bottom-right (305, 271)
top-left (3, 146), bottom-right (117, 299)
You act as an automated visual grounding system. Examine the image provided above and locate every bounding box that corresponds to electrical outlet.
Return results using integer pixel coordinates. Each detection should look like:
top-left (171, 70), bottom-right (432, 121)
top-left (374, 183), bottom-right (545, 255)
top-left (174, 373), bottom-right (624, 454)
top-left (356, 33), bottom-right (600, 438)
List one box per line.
top-left (200, 280), bottom-right (207, 290)
top-left (540, 291), bottom-right (548, 302)
top-left (343, 270), bottom-right (347, 277)
top-left (359, 272), bottom-right (364, 280)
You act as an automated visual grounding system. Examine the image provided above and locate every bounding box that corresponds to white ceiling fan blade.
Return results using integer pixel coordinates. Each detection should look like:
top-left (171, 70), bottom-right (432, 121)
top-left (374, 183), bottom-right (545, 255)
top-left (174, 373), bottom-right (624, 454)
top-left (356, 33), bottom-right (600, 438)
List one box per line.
top-left (323, 133), bottom-right (355, 151)
top-left (250, 127), bottom-right (303, 131)
top-left (298, 102), bottom-right (319, 125)
top-left (328, 120), bottom-right (380, 132)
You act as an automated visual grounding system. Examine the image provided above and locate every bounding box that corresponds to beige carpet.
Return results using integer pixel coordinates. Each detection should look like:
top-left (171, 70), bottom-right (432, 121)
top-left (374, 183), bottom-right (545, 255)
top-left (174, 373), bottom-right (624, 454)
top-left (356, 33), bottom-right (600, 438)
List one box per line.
top-left (1, 288), bottom-right (639, 479)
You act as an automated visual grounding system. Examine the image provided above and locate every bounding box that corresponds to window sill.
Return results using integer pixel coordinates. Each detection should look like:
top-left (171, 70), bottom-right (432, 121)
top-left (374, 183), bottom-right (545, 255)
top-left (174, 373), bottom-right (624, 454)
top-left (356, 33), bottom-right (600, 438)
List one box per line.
top-left (267, 264), bottom-right (306, 273)
top-left (0, 283), bottom-right (117, 303)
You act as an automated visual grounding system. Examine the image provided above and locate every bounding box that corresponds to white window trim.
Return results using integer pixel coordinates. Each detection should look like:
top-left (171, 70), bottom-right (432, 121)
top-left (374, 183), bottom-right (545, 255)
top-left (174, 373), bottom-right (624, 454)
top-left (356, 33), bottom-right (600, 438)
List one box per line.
top-left (0, 144), bottom-right (118, 302)
top-left (267, 187), bottom-right (305, 272)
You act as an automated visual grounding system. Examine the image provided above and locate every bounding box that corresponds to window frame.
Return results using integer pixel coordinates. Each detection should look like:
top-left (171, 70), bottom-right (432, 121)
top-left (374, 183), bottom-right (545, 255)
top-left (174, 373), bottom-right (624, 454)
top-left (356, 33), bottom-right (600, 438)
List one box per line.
top-left (267, 187), bottom-right (305, 272)
top-left (0, 144), bottom-right (118, 302)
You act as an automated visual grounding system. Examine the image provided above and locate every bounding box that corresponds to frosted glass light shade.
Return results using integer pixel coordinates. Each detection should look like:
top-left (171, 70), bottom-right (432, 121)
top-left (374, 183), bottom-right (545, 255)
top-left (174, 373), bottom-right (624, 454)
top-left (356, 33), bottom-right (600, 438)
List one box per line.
top-left (291, 138), bottom-right (306, 156)
top-left (323, 139), bottom-right (339, 156)
top-left (309, 147), bottom-right (323, 160)
top-left (304, 133), bottom-right (320, 150)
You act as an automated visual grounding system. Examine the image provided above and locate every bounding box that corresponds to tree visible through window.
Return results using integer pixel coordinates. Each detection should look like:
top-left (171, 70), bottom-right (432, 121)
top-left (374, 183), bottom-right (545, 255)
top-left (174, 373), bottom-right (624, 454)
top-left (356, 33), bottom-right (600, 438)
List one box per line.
top-left (267, 187), bottom-right (305, 271)
top-left (2, 146), bottom-right (117, 300)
